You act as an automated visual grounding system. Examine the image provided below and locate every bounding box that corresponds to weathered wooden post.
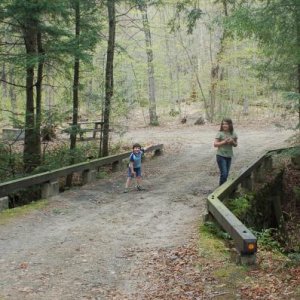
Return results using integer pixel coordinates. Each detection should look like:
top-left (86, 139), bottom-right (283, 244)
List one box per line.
top-left (82, 169), bottom-right (97, 184)
top-left (0, 197), bottom-right (9, 212)
top-left (112, 160), bottom-right (122, 172)
top-left (41, 181), bottom-right (59, 198)
top-left (241, 174), bottom-right (253, 192)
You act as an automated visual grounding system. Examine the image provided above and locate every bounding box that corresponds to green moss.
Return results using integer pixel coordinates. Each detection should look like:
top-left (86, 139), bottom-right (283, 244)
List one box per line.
top-left (214, 264), bottom-right (247, 281)
top-left (0, 200), bottom-right (48, 225)
top-left (199, 222), bottom-right (231, 259)
top-left (199, 222), bottom-right (249, 295)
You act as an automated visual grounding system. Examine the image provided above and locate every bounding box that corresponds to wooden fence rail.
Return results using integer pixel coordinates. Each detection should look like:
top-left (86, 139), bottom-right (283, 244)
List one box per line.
top-left (206, 146), bottom-right (293, 264)
top-left (0, 144), bottom-right (163, 201)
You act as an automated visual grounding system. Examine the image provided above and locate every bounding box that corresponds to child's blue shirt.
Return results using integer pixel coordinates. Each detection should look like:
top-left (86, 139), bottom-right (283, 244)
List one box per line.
top-left (129, 150), bottom-right (144, 168)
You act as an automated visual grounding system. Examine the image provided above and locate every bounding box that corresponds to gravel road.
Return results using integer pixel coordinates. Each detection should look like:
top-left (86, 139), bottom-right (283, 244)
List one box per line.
top-left (0, 123), bottom-right (291, 299)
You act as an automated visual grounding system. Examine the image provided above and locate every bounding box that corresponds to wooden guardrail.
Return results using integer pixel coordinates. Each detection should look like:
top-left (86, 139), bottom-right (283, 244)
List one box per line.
top-left (0, 144), bottom-right (163, 203)
top-left (206, 146), bottom-right (292, 264)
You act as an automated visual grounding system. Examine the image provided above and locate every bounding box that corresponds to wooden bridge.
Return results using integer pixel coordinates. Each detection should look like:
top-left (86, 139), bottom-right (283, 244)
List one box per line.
top-left (1, 144), bottom-right (289, 265)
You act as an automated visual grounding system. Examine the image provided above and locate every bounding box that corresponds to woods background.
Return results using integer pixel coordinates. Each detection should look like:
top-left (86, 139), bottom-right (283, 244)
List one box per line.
top-left (0, 0), bottom-right (299, 178)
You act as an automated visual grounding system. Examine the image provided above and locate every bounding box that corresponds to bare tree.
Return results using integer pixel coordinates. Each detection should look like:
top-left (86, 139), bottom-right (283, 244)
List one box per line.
top-left (138, 2), bottom-right (158, 125)
top-left (101, 0), bottom-right (116, 157)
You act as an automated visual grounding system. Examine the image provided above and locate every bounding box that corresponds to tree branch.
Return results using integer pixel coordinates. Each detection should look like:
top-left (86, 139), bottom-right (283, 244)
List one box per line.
top-left (0, 79), bottom-right (27, 89)
top-left (116, 5), bottom-right (136, 18)
top-left (0, 109), bottom-right (24, 116)
top-left (0, 42), bottom-right (24, 46)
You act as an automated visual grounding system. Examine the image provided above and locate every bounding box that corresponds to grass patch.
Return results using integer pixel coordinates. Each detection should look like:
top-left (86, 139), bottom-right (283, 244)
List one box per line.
top-left (0, 200), bottom-right (48, 225)
top-left (199, 222), bottom-right (231, 259)
top-left (214, 264), bottom-right (247, 281)
top-left (199, 221), bottom-right (249, 295)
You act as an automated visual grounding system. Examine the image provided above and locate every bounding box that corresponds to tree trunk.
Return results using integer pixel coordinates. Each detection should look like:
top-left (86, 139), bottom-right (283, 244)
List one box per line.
top-left (161, 11), bottom-right (175, 112)
top-left (23, 20), bottom-right (41, 173)
top-left (1, 64), bottom-right (7, 99)
top-left (173, 34), bottom-right (181, 114)
top-left (296, 4), bottom-right (300, 124)
top-left (101, 0), bottom-right (116, 157)
top-left (209, 0), bottom-right (228, 122)
top-left (222, 0), bottom-right (228, 17)
top-left (139, 3), bottom-right (158, 126)
top-left (70, 1), bottom-right (80, 154)
top-left (9, 67), bottom-right (18, 128)
top-left (35, 31), bottom-right (44, 156)
top-left (178, 32), bottom-right (207, 117)
top-left (67, 0), bottom-right (80, 186)
top-left (298, 64), bottom-right (300, 124)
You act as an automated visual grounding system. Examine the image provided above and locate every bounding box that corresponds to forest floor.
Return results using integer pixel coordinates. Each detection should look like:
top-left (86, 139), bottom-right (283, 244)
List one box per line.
top-left (0, 117), bottom-right (299, 299)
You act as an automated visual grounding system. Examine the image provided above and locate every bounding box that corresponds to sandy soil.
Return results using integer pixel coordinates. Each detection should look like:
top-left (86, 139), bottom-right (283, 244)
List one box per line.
top-left (0, 122), bottom-right (292, 299)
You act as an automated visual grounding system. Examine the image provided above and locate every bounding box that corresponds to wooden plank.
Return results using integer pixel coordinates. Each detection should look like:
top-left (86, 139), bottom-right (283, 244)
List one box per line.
top-left (67, 120), bottom-right (103, 125)
top-left (205, 147), bottom-right (284, 256)
top-left (214, 153), bottom-right (267, 199)
top-left (207, 195), bottom-right (257, 254)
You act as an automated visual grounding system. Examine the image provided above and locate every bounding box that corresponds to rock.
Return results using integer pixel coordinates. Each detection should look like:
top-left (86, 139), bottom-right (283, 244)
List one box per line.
top-left (194, 117), bottom-right (205, 125)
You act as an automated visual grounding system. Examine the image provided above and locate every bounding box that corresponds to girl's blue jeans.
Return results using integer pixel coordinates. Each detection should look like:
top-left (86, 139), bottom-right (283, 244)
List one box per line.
top-left (216, 155), bottom-right (232, 185)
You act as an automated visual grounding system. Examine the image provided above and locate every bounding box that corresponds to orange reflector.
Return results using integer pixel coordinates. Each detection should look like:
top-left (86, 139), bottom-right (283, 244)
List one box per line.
top-left (248, 243), bottom-right (255, 251)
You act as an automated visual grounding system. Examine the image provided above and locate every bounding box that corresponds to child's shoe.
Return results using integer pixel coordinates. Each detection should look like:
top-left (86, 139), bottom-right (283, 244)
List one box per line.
top-left (136, 185), bottom-right (143, 191)
top-left (123, 188), bottom-right (129, 193)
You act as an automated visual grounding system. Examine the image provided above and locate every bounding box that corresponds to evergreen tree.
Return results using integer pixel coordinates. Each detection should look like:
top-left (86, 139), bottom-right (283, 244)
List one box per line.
top-left (0, 0), bottom-right (99, 173)
top-left (228, 0), bottom-right (300, 123)
top-left (0, 0), bottom-right (70, 172)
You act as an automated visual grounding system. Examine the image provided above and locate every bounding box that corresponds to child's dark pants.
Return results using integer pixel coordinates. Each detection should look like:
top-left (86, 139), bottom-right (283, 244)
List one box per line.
top-left (216, 155), bottom-right (232, 185)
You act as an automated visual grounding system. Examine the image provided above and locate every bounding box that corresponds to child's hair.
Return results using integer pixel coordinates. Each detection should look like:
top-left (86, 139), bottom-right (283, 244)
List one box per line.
top-left (132, 143), bottom-right (142, 149)
top-left (220, 118), bottom-right (234, 133)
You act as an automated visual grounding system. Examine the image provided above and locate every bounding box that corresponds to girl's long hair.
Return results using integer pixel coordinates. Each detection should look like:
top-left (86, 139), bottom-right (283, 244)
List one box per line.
top-left (220, 118), bottom-right (234, 133)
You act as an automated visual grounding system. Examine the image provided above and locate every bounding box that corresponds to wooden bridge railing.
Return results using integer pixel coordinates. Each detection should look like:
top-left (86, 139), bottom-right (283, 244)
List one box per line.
top-left (206, 147), bottom-right (291, 264)
top-left (0, 144), bottom-right (163, 208)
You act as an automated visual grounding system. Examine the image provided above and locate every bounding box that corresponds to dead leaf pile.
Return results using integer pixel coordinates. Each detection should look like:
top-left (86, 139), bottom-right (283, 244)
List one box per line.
top-left (127, 238), bottom-right (300, 300)
top-left (240, 266), bottom-right (300, 299)
top-left (131, 240), bottom-right (223, 299)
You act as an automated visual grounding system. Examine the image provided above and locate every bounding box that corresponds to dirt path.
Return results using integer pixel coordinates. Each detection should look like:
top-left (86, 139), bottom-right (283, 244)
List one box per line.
top-left (0, 124), bottom-right (292, 299)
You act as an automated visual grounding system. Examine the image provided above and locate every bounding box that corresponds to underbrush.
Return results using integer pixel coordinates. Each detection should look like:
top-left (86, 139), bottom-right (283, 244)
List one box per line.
top-left (221, 157), bottom-right (300, 254)
top-left (42, 142), bottom-right (99, 171)
top-left (0, 141), bottom-right (109, 182)
top-left (202, 216), bottom-right (300, 266)
top-left (0, 141), bottom-right (120, 208)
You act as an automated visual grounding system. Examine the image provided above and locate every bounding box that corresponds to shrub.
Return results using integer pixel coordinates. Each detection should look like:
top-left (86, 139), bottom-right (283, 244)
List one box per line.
top-left (224, 194), bottom-right (253, 220)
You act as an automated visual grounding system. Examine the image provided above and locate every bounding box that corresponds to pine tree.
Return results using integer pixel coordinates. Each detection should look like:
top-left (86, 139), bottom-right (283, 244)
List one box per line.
top-left (228, 0), bottom-right (300, 124)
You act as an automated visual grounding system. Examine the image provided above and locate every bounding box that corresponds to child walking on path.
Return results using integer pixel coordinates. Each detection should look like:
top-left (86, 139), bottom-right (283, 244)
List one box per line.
top-left (124, 143), bottom-right (145, 193)
top-left (214, 118), bottom-right (238, 186)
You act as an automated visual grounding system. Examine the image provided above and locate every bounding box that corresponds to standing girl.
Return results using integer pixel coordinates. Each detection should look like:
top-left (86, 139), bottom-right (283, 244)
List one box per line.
top-left (214, 118), bottom-right (238, 185)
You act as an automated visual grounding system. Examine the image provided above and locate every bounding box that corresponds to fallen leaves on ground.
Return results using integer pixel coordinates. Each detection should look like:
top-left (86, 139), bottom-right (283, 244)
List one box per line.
top-left (240, 250), bottom-right (300, 300)
top-left (128, 239), bottom-right (300, 300)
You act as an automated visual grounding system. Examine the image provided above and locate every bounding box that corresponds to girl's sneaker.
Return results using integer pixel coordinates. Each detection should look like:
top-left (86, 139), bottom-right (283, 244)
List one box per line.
top-left (123, 188), bottom-right (129, 193)
top-left (136, 185), bottom-right (143, 191)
